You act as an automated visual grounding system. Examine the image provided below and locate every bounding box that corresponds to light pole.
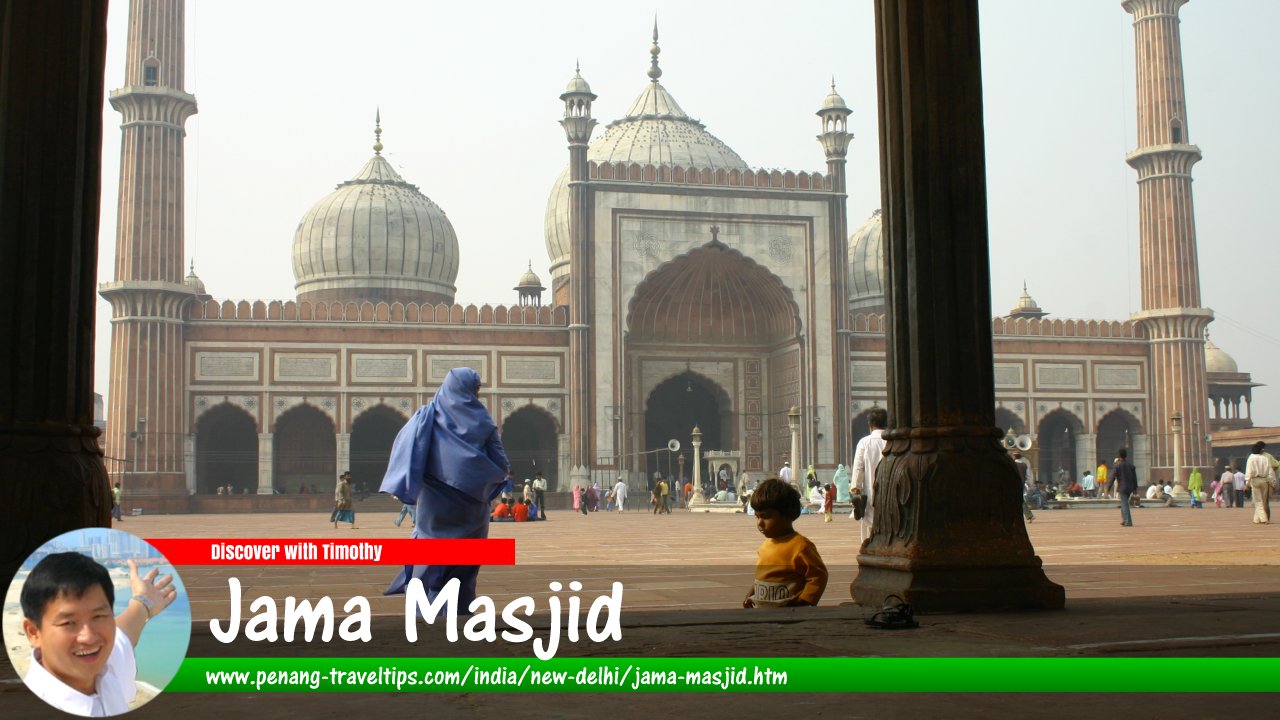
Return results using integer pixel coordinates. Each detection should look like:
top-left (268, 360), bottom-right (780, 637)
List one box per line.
top-left (787, 406), bottom-right (801, 491)
top-left (690, 426), bottom-right (703, 504)
top-left (1170, 411), bottom-right (1188, 502)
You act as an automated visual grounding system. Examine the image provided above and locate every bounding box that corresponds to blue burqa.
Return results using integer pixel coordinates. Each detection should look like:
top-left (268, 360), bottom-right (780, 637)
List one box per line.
top-left (380, 367), bottom-right (509, 610)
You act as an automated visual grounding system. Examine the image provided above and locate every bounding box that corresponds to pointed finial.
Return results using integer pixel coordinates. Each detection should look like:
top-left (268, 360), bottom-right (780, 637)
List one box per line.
top-left (648, 18), bottom-right (662, 82)
top-left (189, 259), bottom-right (195, 273)
top-left (575, 59), bottom-right (580, 74)
top-left (373, 108), bottom-right (384, 155)
top-left (831, 76), bottom-right (837, 92)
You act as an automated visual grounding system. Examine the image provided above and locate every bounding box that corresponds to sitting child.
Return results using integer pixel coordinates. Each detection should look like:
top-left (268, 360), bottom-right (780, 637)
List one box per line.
top-left (491, 498), bottom-right (513, 521)
top-left (512, 499), bottom-right (531, 522)
top-left (743, 478), bottom-right (828, 608)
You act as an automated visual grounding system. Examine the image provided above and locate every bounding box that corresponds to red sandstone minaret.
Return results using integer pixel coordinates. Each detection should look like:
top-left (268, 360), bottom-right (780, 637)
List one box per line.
top-left (1122, 0), bottom-right (1212, 480)
top-left (100, 0), bottom-right (199, 497)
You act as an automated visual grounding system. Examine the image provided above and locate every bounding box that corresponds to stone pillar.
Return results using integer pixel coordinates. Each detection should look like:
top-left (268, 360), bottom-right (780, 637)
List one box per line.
top-left (1075, 433), bottom-right (1096, 488)
top-left (690, 428), bottom-right (703, 502)
top-left (257, 433), bottom-right (273, 495)
top-left (1133, 434), bottom-right (1151, 488)
top-left (788, 406), bottom-right (801, 492)
top-left (851, 0), bottom-right (1063, 611)
top-left (184, 434), bottom-right (196, 495)
top-left (336, 432), bottom-right (351, 478)
top-left (0, 0), bottom-right (112, 581)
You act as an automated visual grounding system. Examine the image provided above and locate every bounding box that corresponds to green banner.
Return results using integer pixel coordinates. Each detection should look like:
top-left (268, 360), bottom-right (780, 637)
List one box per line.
top-left (169, 657), bottom-right (1280, 693)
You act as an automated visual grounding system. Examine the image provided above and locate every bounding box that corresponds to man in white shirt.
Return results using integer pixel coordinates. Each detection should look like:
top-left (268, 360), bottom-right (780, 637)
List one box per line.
top-left (851, 407), bottom-right (889, 540)
top-left (20, 552), bottom-right (178, 717)
top-left (1233, 466), bottom-right (1248, 508)
top-left (532, 471), bottom-right (548, 519)
top-left (1245, 441), bottom-right (1276, 524)
top-left (778, 461), bottom-right (794, 490)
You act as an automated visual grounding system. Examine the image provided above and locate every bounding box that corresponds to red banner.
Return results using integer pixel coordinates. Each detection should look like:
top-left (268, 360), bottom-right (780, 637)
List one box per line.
top-left (146, 538), bottom-right (515, 565)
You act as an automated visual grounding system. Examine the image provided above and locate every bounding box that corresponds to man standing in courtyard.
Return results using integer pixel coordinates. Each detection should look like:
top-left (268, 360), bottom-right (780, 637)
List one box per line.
top-left (779, 461), bottom-right (794, 491)
top-left (1113, 448), bottom-right (1138, 527)
top-left (532, 471), bottom-right (547, 519)
top-left (851, 407), bottom-right (888, 540)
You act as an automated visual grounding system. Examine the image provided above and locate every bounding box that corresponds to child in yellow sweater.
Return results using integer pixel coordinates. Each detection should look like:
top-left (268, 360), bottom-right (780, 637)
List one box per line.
top-left (743, 477), bottom-right (828, 608)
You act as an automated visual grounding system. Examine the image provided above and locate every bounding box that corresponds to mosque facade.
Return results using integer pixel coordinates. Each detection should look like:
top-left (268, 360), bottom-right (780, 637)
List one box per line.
top-left (102, 0), bottom-right (1259, 509)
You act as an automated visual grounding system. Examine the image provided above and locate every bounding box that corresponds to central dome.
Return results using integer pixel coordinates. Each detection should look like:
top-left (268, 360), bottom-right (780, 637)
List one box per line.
top-left (292, 127), bottom-right (459, 305)
top-left (544, 41), bottom-right (749, 290)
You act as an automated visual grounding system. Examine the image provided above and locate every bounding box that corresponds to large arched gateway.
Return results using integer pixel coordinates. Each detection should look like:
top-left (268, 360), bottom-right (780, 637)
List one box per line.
top-left (626, 240), bottom-right (802, 480)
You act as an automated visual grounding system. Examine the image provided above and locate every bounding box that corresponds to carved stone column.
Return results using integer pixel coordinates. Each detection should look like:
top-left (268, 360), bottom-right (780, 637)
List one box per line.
top-left (852, 0), bottom-right (1063, 611)
top-left (0, 0), bottom-right (112, 582)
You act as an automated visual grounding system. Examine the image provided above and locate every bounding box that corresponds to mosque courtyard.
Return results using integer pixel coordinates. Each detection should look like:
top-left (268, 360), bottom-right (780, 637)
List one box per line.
top-left (114, 502), bottom-right (1279, 622)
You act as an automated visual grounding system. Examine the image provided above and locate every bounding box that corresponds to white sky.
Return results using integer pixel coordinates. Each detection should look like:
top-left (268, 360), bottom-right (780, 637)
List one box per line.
top-left (94, 0), bottom-right (1280, 426)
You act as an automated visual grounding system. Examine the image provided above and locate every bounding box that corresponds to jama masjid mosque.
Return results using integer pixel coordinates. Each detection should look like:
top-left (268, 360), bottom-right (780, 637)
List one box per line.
top-left (101, 0), bottom-right (1261, 510)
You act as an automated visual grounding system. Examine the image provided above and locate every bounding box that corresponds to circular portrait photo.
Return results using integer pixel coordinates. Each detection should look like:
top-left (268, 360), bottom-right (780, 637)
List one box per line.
top-left (3, 528), bottom-right (191, 716)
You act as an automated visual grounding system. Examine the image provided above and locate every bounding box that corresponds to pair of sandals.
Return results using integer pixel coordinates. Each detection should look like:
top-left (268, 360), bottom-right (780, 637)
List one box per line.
top-left (865, 594), bottom-right (919, 630)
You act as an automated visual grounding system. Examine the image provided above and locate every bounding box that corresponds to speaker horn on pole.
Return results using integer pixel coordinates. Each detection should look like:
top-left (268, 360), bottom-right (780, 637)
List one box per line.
top-left (668, 439), bottom-right (681, 452)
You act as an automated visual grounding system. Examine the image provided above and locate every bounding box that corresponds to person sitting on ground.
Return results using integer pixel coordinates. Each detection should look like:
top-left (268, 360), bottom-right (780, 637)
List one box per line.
top-left (491, 498), bottom-right (513, 521)
top-left (807, 483), bottom-right (824, 514)
top-left (1066, 480), bottom-right (1085, 498)
top-left (743, 478), bottom-right (828, 608)
top-left (527, 500), bottom-right (540, 520)
top-left (20, 552), bottom-right (178, 716)
top-left (1145, 482), bottom-right (1162, 500)
top-left (512, 499), bottom-right (531, 522)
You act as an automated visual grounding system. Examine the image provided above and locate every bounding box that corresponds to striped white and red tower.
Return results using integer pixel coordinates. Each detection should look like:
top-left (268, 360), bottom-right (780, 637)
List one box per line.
top-left (1122, 0), bottom-right (1212, 481)
top-left (100, 0), bottom-right (198, 497)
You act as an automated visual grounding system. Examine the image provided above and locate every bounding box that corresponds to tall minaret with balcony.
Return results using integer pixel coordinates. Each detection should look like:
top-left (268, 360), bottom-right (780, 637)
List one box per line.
top-left (1122, 0), bottom-right (1212, 480)
top-left (100, 0), bottom-right (199, 497)
top-left (817, 81), bottom-right (854, 467)
top-left (559, 61), bottom-right (597, 486)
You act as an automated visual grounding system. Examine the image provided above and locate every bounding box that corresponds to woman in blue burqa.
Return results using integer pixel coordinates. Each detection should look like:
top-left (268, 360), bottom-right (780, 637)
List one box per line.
top-left (381, 367), bottom-right (509, 610)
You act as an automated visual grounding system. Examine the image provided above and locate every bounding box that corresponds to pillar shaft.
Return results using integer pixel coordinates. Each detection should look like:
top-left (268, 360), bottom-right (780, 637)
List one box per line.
top-left (852, 0), bottom-right (1063, 611)
top-left (0, 0), bottom-right (112, 580)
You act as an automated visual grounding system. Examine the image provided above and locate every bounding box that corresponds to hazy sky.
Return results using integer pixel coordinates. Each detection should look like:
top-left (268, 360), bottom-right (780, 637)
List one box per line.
top-left (94, 0), bottom-right (1280, 425)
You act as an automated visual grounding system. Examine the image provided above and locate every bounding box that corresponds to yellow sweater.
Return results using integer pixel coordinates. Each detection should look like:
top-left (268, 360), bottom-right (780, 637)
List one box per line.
top-left (751, 533), bottom-right (828, 607)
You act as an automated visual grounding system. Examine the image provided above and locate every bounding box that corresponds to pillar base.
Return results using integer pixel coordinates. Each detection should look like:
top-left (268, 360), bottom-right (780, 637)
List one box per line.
top-left (850, 426), bottom-right (1065, 612)
top-left (0, 421), bottom-right (110, 581)
top-left (852, 560), bottom-right (1064, 612)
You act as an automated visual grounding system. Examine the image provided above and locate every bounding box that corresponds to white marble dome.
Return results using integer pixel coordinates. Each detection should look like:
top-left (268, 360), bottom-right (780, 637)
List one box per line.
top-left (1205, 339), bottom-right (1239, 374)
top-left (848, 210), bottom-right (884, 313)
top-left (292, 150), bottom-right (458, 305)
top-left (544, 71), bottom-right (749, 287)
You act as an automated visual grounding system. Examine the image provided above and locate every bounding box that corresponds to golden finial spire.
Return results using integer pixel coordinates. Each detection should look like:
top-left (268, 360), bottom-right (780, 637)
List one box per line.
top-left (373, 107), bottom-right (384, 155)
top-left (647, 17), bottom-right (662, 83)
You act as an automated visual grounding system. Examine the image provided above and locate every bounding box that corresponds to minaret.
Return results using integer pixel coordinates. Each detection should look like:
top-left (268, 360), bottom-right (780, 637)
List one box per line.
top-left (817, 81), bottom-right (854, 468)
top-left (1122, 0), bottom-right (1212, 482)
top-left (100, 0), bottom-right (199, 497)
top-left (559, 60), bottom-right (597, 487)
